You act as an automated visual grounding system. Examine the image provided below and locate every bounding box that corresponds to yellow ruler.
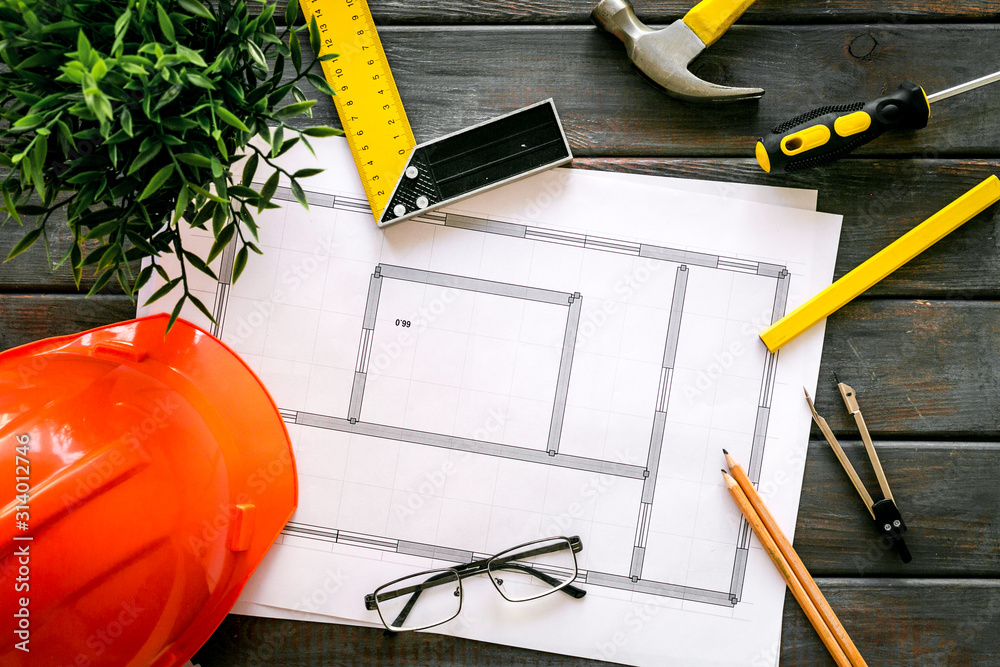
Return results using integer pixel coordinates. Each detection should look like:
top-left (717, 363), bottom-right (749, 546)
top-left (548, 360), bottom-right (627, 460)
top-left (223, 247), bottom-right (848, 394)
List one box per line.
top-left (299, 0), bottom-right (416, 216)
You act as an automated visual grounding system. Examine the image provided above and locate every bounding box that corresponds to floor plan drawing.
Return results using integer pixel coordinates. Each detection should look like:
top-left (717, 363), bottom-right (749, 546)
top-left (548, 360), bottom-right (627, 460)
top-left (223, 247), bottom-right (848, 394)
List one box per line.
top-left (189, 182), bottom-right (792, 607)
top-left (140, 137), bottom-right (843, 667)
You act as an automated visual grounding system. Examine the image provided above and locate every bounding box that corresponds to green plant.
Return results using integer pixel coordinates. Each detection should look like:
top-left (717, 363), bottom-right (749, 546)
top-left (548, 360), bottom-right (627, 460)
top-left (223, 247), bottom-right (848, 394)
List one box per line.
top-left (0, 0), bottom-right (341, 324)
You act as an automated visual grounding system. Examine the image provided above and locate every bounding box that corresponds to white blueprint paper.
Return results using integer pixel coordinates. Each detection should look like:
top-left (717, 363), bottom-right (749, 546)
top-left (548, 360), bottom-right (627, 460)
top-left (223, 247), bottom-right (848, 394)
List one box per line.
top-left (141, 137), bottom-right (841, 666)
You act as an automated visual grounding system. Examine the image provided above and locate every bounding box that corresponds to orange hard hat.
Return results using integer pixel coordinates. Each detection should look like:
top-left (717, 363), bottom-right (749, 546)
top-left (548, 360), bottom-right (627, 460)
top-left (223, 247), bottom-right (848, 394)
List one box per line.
top-left (0, 314), bottom-right (297, 666)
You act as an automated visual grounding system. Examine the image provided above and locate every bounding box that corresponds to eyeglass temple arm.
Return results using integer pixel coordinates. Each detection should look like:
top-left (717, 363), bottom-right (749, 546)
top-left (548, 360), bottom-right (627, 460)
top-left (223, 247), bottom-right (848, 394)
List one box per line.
top-left (383, 570), bottom-right (456, 630)
top-left (381, 550), bottom-right (587, 628)
top-left (490, 561), bottom-right (587, 599)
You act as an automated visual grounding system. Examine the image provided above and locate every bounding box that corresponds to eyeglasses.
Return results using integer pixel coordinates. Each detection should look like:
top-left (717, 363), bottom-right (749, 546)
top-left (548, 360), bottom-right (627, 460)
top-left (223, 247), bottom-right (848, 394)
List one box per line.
top-left (364, 536), bottom-right (586, 632)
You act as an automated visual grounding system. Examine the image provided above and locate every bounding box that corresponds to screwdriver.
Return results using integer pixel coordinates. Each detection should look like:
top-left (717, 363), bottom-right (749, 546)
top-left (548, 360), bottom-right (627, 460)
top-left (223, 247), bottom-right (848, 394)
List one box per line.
top-left (755, 69), bottom-right (1000, 173)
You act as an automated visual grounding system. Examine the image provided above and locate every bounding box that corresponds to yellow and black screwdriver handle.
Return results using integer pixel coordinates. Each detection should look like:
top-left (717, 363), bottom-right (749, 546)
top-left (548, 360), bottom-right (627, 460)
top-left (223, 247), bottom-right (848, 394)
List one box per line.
top-left (755, 82), bottom-right (930, 173)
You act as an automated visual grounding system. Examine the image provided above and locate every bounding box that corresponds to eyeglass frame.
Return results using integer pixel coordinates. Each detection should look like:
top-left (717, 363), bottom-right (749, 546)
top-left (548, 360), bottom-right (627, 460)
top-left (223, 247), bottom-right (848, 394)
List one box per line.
top-left (364, 535), bottom-right (586, 632)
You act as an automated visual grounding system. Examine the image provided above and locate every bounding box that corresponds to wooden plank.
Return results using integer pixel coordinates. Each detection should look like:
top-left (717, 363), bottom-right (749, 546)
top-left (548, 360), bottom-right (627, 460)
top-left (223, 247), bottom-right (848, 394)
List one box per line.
top-left (270, 0), bottom-right (1000, 25)
top-left (278, 25), bottom-right (1000, 158)
top-left (814, 299), bottom-right (1000, 437)
top-left (0, 295), bottom-right (136, 352)
top-left (192, 580), bottom-right (1000, 666)
top-left (6, 159), bottom-right (998, 295)
top-left (797, 441), bottom-right (1000, 576)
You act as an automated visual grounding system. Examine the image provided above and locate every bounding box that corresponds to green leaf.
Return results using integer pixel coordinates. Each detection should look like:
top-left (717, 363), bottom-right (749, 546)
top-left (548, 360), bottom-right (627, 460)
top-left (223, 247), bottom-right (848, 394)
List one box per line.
top-left (207, 223), bottom-right (235, 262)
top-left (13, 114), bottom-right (45, 129)
top-left (121, 107), bottom-right (133, 137)
top-left (290, 32), bottom-right (302, 72)
top-left (134, 264), bottom-right (155, 293)
top-left (6, 228), bottom-right (42, 261)
top-left (190, 201), bottom-right (214, 228)
top-left (319, 53), bottom-right (339, 62)
top-left (270, 124), bottom-right (283, 157)
top-left (246, 40), bottom-right (266, 69)
top-left (242, 153), bottom-right (259, 186)
top-left (258, 171), bottom-right (279, 213)
top-left (290, 179), bottom-right (308, 210)
top-left (232, 246), bottom-right (248, 282)
top-left (77, 30), bottom-right (93, 66)
top-left (177, 0), bottom-right (214, 20)
top-left (70, 243), bottom-right (82, 287)
top-left (184, 183), bottom-right (225, 204)
top-left (228, 185), bottom-right (259, 199)
top-left (176, 44), bottom-right (207, 67)
top-left (173, 185), bottom-right (191, 223)
top-left (186, 71), bottom-right (216, 89)
top-left (86, 269), bottom-right (114, 297)
top-left (1, 186), bottom-right (19, 226)
top-left (157, 3), bottom-right (176, 43)
top-left (128, 144), bottom-right (162, 175)
top-left (187, 293), bottom-right (217, 324)
top-left (272, 100), bottom-right (315, 120)
top-left (138, 163), bottom-right (175, 200)
top-left (144, 276), bottom-right (182, 306)
top-left (175, 153), bottom-right (213, 168)
top-left (211, 200), bottom-right (227, 235)
top-left (301, 126), bottom-right (343, 137)
top-left (284, 0), bottom-right (298, 26)
top-left (306, 73), bottom-right (337, 97)
top-left (91, 58), bottom-right (108, 80)
top-left (162, 117), bottom-right (199, 131)
top-left (215, 105), bottom-right (250, 132)
top-left (309, 16), bottom-right (321, 55)
top-left (84, 219), bottom-right (121, 240)
top-left (183, 250), bottom-right (218, 279)
top-left (166, 295), bottom-right (186, 332)
top-left (154, 84), bottom-right (184, 111)
top-left (114, 9), bottom-right (132, 38)
top-left (293, 168), bottom-right (324, 178)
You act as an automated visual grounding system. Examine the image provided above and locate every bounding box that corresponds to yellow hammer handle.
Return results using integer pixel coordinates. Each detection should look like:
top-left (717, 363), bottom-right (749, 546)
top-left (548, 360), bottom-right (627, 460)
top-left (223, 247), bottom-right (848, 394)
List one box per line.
top-left (761, 175), bottom-right (1000, 352)
top-left (683, 0), bottom-right (758, 47)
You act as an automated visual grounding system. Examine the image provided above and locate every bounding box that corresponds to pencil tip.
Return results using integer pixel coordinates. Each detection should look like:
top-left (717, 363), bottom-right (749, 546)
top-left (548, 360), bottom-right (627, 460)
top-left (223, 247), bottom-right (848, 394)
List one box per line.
top-left (721, 468), bottom-right (727, 474)
top-left (722, 448), bottom-right (729, 455)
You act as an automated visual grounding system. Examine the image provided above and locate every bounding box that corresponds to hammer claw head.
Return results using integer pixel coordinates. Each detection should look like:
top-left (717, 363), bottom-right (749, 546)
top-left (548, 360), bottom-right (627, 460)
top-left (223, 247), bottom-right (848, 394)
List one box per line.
top-left (634, 21), bottom-right (763, 103)
top-left (592, 0), bottom-right (764, 103)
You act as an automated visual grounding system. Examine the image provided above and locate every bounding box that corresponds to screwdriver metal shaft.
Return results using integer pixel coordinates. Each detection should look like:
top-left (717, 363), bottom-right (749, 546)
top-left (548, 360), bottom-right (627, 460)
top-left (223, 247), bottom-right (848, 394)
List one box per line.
top-left (927, 69), bottom-right (1000, 104)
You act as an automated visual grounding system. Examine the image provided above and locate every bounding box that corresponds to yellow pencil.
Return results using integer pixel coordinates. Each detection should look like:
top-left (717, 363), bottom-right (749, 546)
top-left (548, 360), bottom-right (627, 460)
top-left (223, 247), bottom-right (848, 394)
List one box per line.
top-left (722, 470), bottom-right (852, 667)
top-left (725, 452), bottom-right (867, 667)
top-left (760, 175), bottom-right (1000, 352)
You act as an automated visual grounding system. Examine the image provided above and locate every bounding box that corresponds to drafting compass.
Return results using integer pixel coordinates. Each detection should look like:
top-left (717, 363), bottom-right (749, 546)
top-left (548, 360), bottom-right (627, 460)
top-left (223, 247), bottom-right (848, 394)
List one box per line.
top-left (804, 381), bottom-right (911, 563)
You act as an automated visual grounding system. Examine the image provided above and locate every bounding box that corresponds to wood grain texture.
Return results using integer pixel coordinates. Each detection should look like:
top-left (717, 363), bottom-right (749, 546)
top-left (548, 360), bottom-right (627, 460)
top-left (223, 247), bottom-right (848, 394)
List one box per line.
top-left (6, 159), bottom-right (998, 296)
top-left (0, 295), bottom-right (135, 351)
top-left (797, 441), bottom-right (1000, 576)
top-left (269, 0), bottom-right (1000, 25)
top-left (193, 580), bottom-right (1000, 667)
top-left (274, 25), bottom-right (1000, 158)
top-left (814, 300), bottom-right (1000, 437)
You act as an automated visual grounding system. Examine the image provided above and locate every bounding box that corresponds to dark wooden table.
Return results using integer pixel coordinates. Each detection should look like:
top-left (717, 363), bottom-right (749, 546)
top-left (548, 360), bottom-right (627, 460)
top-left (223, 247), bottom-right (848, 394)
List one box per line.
top-left (4, 1), bottom-right (1000, 665)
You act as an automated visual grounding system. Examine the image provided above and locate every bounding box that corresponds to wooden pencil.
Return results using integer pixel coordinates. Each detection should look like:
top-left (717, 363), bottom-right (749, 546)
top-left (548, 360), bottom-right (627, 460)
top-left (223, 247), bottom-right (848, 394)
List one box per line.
top-left (722, 470), bottom-right (853, 667)
top-left (724, 451), bottom-right (868, 667)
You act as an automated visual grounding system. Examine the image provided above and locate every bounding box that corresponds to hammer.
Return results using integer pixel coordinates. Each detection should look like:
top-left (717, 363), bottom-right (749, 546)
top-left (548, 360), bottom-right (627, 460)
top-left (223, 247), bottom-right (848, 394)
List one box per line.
top-left (592, 0), bottom-right (763, 103)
